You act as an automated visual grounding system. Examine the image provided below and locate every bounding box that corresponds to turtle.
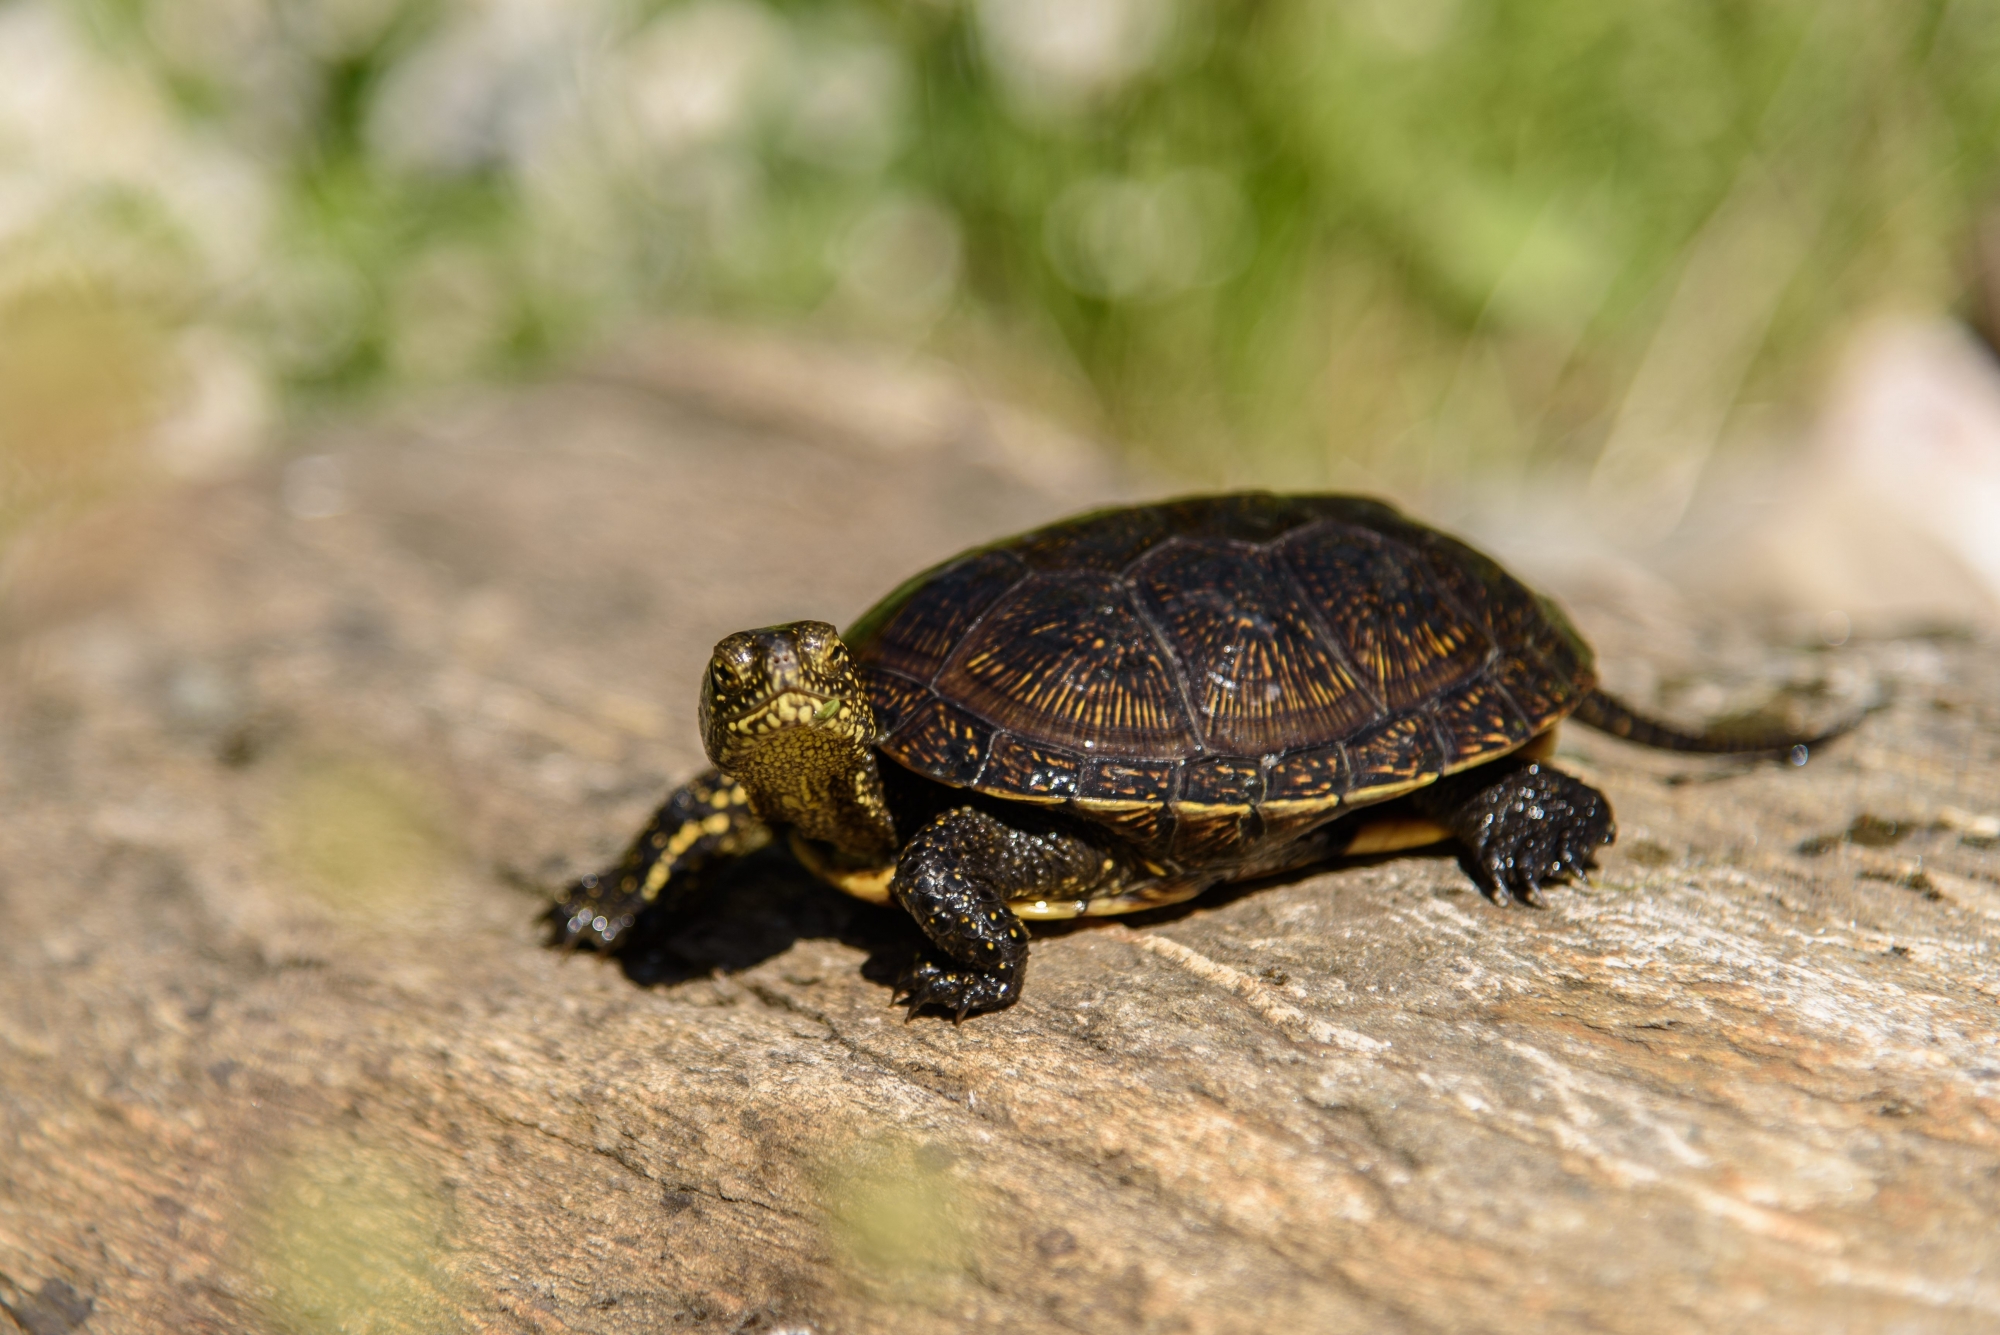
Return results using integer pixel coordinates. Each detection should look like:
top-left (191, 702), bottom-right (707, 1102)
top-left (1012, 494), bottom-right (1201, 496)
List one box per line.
top-left (551, 492), bottom-right (1844, 1018)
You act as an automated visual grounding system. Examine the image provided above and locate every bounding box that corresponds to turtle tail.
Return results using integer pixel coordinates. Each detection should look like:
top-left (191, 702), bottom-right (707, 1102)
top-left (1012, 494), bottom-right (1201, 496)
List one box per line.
top-left (1571, 689), bottom-right (1858, 761)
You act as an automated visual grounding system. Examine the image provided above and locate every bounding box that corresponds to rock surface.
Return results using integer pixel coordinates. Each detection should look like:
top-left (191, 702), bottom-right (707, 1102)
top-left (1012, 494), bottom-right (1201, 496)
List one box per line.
top-left (3, 356), bottom-right (1999, 1334)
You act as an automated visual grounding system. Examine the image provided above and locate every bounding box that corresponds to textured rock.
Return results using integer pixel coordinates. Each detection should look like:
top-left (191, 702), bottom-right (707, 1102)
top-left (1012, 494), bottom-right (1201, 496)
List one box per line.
top-left (2, 359), bottom-right (1998, 1334)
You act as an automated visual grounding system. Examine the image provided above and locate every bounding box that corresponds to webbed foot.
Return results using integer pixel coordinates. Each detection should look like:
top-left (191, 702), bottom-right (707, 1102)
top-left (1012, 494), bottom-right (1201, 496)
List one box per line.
top-left (894, 951), bottom-right (1024, 1021)
top-left (1440, 762), bottom-right (1616, 906)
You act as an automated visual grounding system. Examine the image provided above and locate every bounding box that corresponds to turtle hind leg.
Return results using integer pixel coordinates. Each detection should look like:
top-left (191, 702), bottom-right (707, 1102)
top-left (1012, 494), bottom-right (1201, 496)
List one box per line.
top-left (889, 806), bottom-right (1138, 1019)
top-left (1413, 761), bottom-right (1615, 907)
top-left (551, 769), bottom-right (771, 950)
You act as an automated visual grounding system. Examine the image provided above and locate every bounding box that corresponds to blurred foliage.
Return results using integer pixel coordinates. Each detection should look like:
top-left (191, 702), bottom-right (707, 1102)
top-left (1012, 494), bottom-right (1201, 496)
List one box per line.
top-left (247, 1135), bottom-right (469, 1334)
top-left (265, 750), bottom-right (454, 919)
top-left (0, 283), bottom-right (173, 532)
top-left (6, 0), bottom-right (2000, 494)
top-left (819, 1131), bottom-right (977, 1305)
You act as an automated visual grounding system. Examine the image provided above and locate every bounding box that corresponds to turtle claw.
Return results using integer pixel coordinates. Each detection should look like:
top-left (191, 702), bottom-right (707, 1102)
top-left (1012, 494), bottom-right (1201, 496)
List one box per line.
top-left (548, 872), bottom-right (642, 952)
top-left (1478, 853), bottom-right (1546, 908)
top-left (894, 953), bottom-right (1023, 1020)
top-left (1457, 763), bottom-right (1615, 908)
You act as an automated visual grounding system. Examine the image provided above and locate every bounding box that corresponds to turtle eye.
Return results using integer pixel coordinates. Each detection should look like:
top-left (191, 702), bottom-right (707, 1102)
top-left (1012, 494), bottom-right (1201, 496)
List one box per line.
top-left (798, 628), bottom-right (824, 658)
top-left (710, 644), bottom-right (756, 690)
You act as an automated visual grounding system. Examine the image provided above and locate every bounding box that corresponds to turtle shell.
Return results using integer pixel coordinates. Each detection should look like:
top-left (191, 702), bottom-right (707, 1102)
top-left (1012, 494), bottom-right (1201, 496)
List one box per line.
top-left (846, 493), bottom-right (1595, 862)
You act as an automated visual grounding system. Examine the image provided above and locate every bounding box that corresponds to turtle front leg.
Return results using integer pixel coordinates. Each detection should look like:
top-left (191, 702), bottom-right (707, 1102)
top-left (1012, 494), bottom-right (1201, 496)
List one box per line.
top-left (552, 769), bottom-right (772, 949)
top-left (1412, 760), bottom-right (1616, 907)
top-left (890, 807), bottom-right (1136, 1020)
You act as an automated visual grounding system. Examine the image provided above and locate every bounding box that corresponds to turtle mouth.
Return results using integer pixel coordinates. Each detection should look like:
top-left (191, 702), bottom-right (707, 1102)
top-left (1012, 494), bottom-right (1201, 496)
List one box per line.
top-left (730, 689), bottom-right (853, 737)
top-left (707, 688), bottom-right (876, 775)
top-left (705, 686), bottom-right (880, 813)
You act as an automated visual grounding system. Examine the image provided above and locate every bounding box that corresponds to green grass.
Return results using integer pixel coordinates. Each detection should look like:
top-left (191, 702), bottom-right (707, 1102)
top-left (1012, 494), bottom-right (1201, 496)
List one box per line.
top-left (40, 0), bottom-right (2000, 489)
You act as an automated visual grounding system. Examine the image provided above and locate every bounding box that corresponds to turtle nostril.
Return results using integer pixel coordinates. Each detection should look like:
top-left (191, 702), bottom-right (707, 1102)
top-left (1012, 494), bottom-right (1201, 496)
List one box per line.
top-left (762, 642), bottom-right (798, 680)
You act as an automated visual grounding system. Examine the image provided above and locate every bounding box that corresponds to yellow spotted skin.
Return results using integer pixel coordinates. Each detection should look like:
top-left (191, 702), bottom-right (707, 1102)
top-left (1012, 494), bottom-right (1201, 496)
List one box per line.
top-left (553, 621), bottom-right (901, 952)
top-left (552, 770), bottom-right (771, 949)
top-left (699, 621), bottom-right (897, 865)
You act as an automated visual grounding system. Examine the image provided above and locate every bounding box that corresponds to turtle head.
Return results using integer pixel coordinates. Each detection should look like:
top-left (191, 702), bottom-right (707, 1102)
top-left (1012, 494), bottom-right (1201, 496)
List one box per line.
top-left (699, 620), bottom-right (875, 765)
top-left (699, 621), bottom-right (894, 862)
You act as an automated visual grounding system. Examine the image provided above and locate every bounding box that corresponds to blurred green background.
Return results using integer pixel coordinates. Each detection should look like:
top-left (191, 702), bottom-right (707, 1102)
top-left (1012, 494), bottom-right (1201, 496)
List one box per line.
top-left (4, 0), bottom-right (1999, 518)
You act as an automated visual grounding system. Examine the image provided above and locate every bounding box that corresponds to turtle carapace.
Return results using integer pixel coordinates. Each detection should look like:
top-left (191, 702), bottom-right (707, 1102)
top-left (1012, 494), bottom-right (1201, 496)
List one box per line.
top-left (552, 493), bottom-right (1847, 1018)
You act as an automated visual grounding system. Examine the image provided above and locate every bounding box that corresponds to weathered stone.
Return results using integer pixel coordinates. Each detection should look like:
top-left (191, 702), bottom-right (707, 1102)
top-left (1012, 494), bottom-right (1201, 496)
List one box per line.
top-left (2, 364), bottom-right (1997, 1334)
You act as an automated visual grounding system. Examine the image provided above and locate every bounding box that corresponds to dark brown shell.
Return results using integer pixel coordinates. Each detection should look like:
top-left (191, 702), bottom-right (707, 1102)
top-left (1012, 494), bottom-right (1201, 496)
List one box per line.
top-left (847, 494), bottom-right (1594, 843)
